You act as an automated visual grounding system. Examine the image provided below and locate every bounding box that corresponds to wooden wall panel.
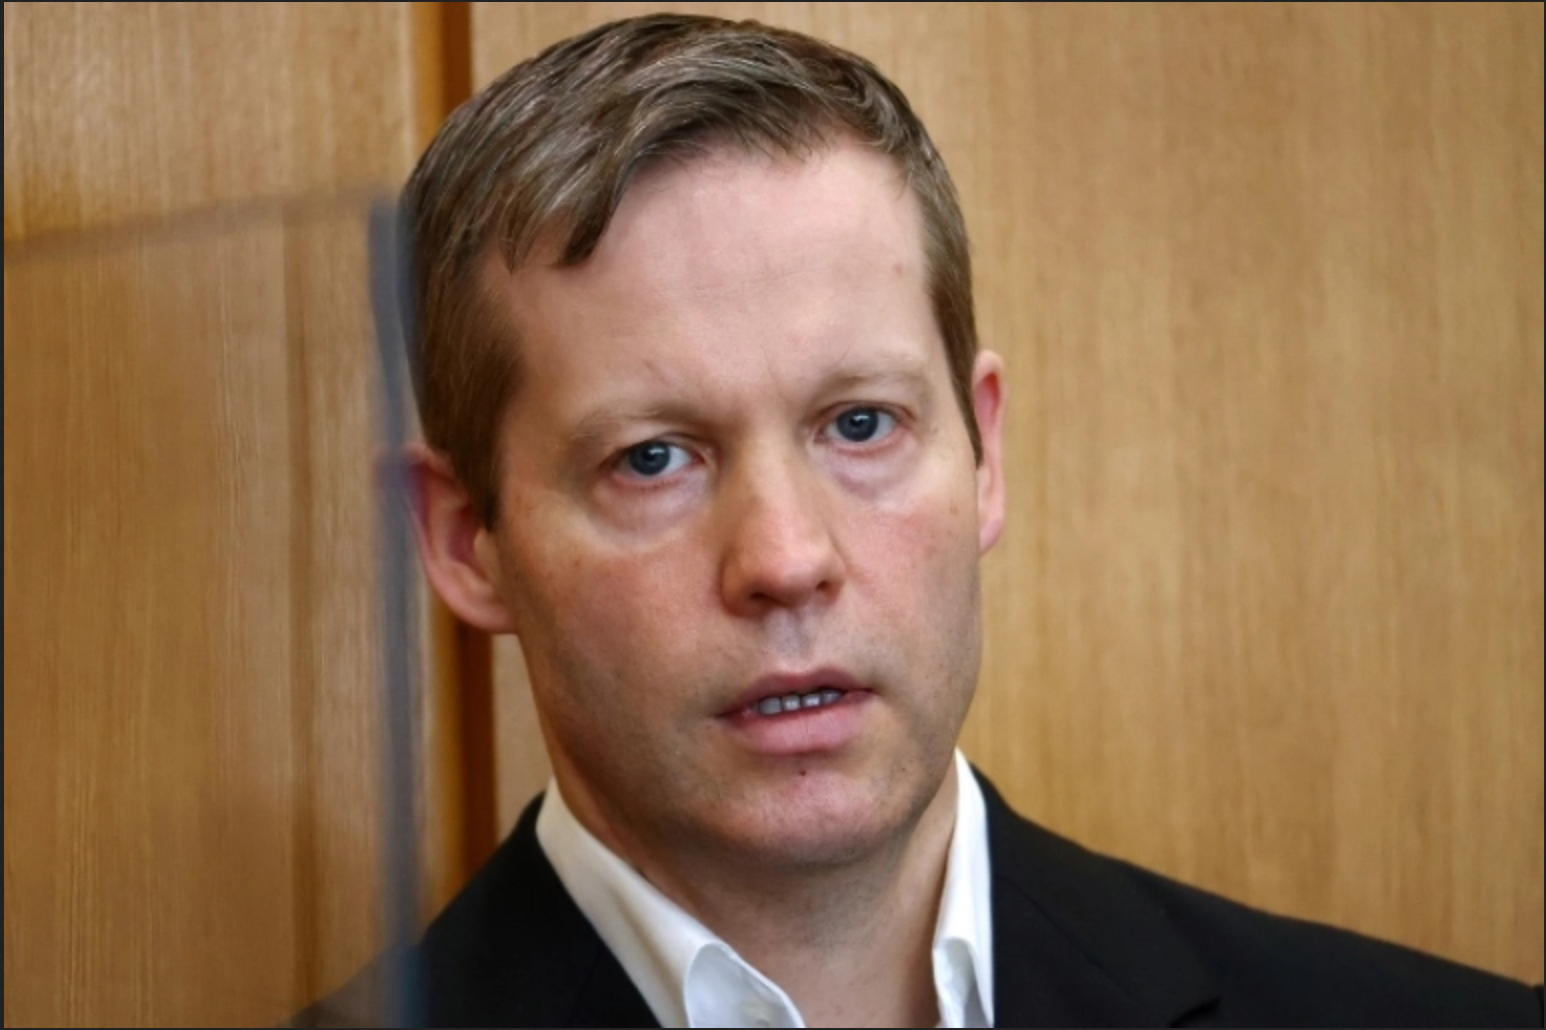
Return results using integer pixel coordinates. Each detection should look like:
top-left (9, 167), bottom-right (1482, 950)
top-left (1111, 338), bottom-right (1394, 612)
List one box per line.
top-left (4, 3), bottom-right (428, 1025)
top-left (283, 195), bottom-right (461, 1001)
top-left (3, 2), bottom-right (415, 240)
top-left (962, 1), bottom-right (1544, 981)
top-left (284, 204), bottom-right (389, 1005)
top-left (472, 1), bottom-right (1544, 982)
top-left (3, 219), bottom-right (300, 1028)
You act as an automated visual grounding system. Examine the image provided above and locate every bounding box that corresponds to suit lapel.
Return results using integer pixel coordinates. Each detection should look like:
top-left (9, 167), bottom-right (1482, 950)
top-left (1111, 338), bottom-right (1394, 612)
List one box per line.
top-left (979, 772), bottom-right (1219, 1027)
top-left (414, 795), bottom-right (660, 1027)
top-left (560, 945), bottom-right (662, 1028)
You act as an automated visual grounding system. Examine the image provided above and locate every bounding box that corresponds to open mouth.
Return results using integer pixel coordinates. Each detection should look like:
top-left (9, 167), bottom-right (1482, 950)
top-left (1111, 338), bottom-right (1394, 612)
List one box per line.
top-left (748, 687), bottom-right (846, 716)
top-left (720, 673), bottom-right (868, 754)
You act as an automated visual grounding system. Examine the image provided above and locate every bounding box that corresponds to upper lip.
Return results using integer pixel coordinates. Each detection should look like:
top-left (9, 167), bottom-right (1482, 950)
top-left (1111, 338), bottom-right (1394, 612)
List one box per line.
top-left (720, 667), bottom-right (866, 716)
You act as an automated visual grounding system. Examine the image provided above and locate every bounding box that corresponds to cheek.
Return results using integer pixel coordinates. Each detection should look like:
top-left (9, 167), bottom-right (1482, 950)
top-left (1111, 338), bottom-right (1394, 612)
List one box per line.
top-left (503, 528), bottom-right (708, 682)
top-left (843, 486), bottom-right (982, 633)
top-left (851, 459), bottom-right (981, 568)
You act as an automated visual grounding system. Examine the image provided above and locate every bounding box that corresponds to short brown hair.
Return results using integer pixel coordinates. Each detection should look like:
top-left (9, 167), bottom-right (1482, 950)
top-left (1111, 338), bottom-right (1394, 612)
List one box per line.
top-left (403, 13), bottom-right (979, 525)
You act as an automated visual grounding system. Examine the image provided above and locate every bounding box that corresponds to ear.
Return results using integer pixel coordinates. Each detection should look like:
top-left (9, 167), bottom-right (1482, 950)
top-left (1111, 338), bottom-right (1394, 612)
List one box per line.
top-left (400, 442), bottom-right (519, 633)
top-left (970, 351), bottom-right (1007, 554)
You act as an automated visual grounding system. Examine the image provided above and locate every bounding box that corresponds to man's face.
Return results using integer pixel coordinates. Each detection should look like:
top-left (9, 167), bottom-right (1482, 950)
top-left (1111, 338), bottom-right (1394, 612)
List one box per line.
top-left (471, 141), bottom-right (1004, 884)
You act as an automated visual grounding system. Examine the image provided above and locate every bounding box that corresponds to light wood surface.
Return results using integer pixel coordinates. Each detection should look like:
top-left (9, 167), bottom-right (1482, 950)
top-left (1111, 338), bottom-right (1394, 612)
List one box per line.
top-left (2, 198), bottom-right (420, 1028)
top-left (3, 2), bottom-right (415, 241)
top-left (474, 1), bottom-right (1544, 982)
top-left (284, 205), bottom-right (390, 1005)
top-left (4, 3), bottom-right (425, 1025)
top-left (4, 215), bottom-right (302, 1027)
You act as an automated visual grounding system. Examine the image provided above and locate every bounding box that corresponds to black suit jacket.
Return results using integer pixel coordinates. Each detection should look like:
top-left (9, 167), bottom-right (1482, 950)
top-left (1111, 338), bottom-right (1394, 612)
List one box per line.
top-left (298, 773), bottom-right (1542, 1027)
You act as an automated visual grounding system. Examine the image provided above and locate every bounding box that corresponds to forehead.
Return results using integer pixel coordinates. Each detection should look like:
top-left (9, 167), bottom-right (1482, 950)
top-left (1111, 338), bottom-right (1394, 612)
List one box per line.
top-left (502, 142), bottom-right (924, 321)
top-left (589, 140), bottom-right (917, 288)
top-left (484, 142), bottom-right (938, 413)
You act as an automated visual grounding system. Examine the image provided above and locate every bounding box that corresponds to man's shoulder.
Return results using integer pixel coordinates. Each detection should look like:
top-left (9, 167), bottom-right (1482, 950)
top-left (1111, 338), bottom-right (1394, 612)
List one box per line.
top-left (289, 795), bottom-right (657, 1028)
top-left (980, 771), bottom-right (1543, 1027)
top-left (1116, 850), bottom-right (1541, 1027)
top-left (411, 794), bottom-right (656, 1026)
top-left (297, 779), bottom-right (1540, 1028)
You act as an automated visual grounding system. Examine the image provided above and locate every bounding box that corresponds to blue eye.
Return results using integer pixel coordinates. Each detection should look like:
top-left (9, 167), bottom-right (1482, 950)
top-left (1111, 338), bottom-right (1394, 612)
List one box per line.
top-left (829, 407), bottom-right (895, 444)
top-left (623, 440), bottom-right (690, 478)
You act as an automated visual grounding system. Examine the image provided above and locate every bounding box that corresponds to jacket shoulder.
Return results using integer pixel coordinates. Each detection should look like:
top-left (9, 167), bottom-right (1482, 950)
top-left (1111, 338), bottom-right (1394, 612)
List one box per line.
top-left (1120, 860), bottom-right (1542, 1027)
top-left (290, 795), bottom-right (657, 1028)
top-left (412, 795), bottom-right (657, 1026)
top-left (978, 771), bottom-right (1540, 1028)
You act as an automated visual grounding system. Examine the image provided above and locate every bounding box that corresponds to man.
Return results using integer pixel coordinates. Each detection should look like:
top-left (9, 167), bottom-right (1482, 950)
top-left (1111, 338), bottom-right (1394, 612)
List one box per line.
top-left (307, 13), bottom-right (1542, 1028)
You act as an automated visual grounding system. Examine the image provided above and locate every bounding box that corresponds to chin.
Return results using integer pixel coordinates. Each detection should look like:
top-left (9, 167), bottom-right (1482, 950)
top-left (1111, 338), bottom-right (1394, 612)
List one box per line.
top-left (720, 818), bottom-right (899, 871)
top-left (708, 764), bottom-right (941, 869)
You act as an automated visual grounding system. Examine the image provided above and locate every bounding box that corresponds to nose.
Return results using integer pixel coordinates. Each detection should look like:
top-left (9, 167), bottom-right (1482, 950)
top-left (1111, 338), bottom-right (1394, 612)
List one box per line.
top-left (718, 449), bottom-right (846, 617)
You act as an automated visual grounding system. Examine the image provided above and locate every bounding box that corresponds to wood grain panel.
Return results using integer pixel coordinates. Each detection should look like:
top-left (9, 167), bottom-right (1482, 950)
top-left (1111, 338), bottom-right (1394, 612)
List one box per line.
top-left (962, 1), bottom-right (1543, 981)
top-left (284, 203), bottom-right (390, 1005)
top-left (283, 195), bottom-right (464, 999)
top-left (3, 218), bottom-right (300, 1028)
top-left (3, 2), bottom-right (415, 241)
top-left (471, 1), bottom-right (1543, 981)
top-left (4, 4), bottom-right (432, 1024)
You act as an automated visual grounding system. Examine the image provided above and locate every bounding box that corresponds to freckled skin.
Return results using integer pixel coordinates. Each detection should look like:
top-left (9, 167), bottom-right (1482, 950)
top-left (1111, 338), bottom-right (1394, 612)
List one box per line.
top-left (473, 143), bottom-right (1006, 894)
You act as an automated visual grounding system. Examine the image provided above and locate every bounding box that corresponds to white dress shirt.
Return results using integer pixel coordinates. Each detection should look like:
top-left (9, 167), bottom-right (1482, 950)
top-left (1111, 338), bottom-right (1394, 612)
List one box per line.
top-left (536, 750), bottom-right (995, 1028)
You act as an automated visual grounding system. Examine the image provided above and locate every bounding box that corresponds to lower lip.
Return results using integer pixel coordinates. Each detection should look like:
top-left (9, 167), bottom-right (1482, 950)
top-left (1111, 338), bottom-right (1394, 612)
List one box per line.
top-left (719, 691), bottom-right (872, 757)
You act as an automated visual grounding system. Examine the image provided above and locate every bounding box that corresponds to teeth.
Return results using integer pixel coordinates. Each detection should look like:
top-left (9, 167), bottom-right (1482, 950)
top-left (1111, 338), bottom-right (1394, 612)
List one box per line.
top-left (751, 688), bottom-right (845, 717)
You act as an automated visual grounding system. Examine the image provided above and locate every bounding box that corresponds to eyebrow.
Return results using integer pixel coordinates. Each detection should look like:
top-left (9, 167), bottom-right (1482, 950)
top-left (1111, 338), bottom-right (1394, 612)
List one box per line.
top-left (565, 401), bottom-right (705, 462)
top-left (562, 356), bottom-right (938, 460)
top-left (816, 359), bottom-right (934, 397)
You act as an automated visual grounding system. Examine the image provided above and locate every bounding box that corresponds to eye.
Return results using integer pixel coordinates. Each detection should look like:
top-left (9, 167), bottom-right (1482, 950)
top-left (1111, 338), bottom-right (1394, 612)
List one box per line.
top-left (826, 406), bottom-right (896, 444)
top-left (620, 439), bottom-right (692, 478)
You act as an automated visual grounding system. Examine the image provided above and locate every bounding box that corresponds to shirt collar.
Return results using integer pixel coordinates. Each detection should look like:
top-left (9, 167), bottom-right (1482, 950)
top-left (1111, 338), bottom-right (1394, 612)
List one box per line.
top-left (536, 750), bottom-right (995, 1028)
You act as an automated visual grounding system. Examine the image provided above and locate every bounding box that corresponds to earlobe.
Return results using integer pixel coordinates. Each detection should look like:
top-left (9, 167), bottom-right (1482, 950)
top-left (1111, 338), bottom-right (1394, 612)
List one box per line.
top-left (401, 442), bottom-right (520, 634)
top-left (971, 351), bottom-right (1007, 555)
